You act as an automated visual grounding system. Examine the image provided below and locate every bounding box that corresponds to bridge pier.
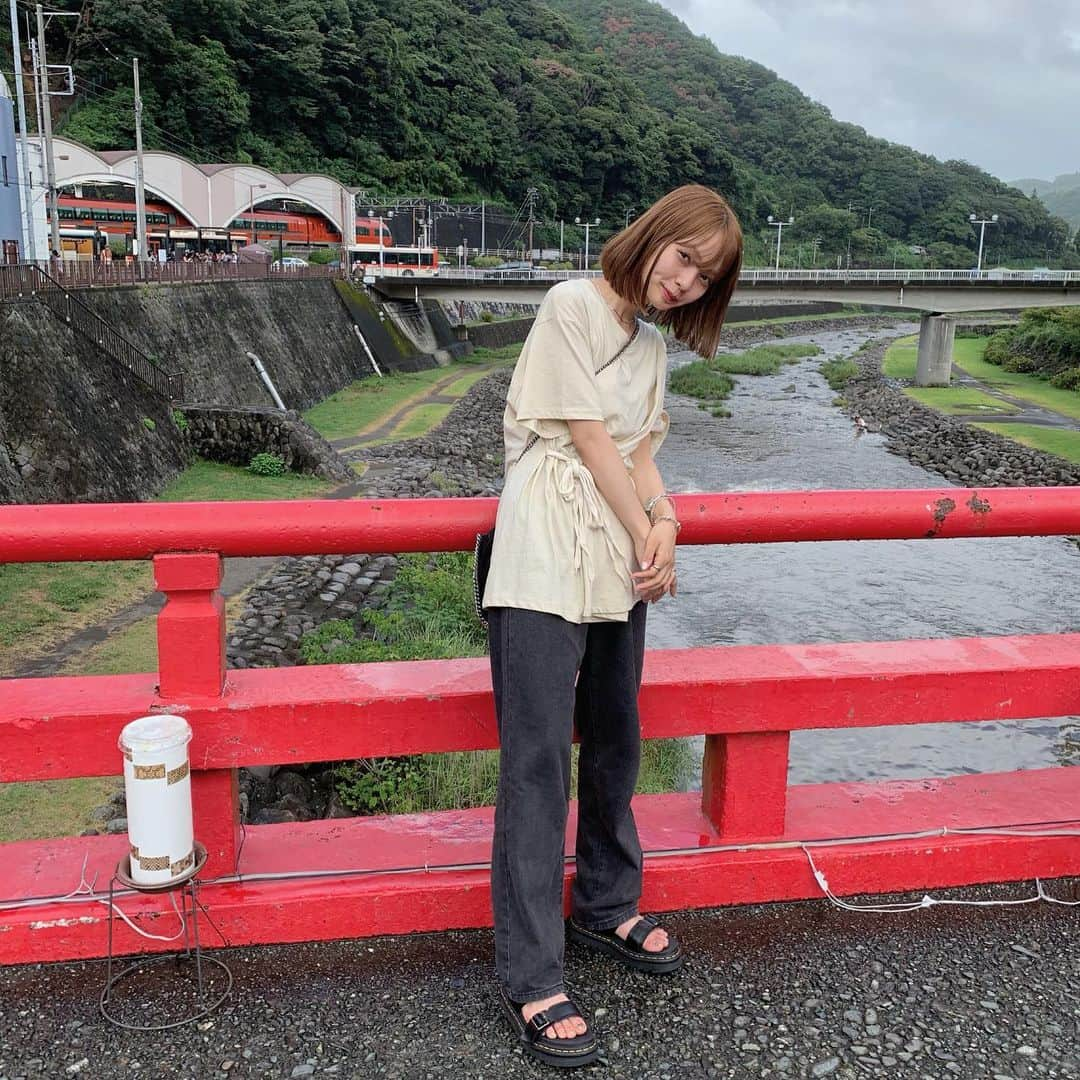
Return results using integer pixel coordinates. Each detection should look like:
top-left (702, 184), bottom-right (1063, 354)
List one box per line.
top-left (914, 313), bottom-right (956, 386)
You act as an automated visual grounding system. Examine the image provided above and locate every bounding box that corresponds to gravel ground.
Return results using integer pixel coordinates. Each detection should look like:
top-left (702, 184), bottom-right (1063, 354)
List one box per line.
top-left (2, 881), bottom-right (1078, 1080)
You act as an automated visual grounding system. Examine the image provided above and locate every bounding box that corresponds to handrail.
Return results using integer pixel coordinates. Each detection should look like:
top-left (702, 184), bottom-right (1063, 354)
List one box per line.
top-left (28, 266), bottom-right (186, 401)
top-left (431, 266), bottom-right (1080, 286)
top-left (4, 488), bottom-right (1080, 964)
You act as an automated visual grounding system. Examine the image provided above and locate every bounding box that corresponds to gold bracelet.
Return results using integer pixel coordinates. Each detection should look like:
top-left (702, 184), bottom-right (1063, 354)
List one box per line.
top-left (653, 515), bottom-right (681, 535)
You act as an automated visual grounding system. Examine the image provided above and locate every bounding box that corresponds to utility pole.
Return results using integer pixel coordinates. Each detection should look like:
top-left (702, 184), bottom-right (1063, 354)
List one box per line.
top-left (525, 187), bottom-right (538, 263)
top-left (9, 0), bottom-right (37, 260)
top-left (480, 199), bottom-right (485, 254)
top-left (133, 57), bottom-right (148, 262)
top-left (35, 4), bottom-right (59, 258)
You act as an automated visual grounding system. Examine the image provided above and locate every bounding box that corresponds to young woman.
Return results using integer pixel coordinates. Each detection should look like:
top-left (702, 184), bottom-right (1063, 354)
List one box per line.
top-left (482, 185), bottom-right (743, 1068)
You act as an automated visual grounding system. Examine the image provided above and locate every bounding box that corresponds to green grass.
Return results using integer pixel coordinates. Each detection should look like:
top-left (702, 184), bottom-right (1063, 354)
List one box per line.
top-left (462, 343), bottom-right (523, 363)
top-left (819, 358), bottom-right (860, 391)
top-left (953, 341), bottom-right (1080, 422)
top-left (158, 458), bottom-right (335, 501)
top-left (0, 777), bottom-right (120, 842)
top-left (303, 369), bottom-right (460, 440)
top-left (972, 423), bottom-right (1080, 464)
top-left (0, 560), bottom-right (151, 675)
top-left (728, 306), bottom-right (883, 329)
top-left (883, 335), bottom-right (919, 379)
top-left (907, 387), bottom-right (1019, 415)
top-left (391, 403), bottom-right (453, 440)
top-left (712, 342), bottom-right (822, 376)
top-left (441, 368), bottom-right (497, 397)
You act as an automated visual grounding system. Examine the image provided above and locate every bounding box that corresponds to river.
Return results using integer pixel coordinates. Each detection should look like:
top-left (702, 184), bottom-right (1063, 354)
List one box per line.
top-left (648, 321), bottom-right (1080, 785)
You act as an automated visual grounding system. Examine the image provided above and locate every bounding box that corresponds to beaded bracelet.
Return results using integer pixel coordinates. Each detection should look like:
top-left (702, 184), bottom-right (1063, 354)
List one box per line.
top-left (652, 515), bottom-right (682, 535)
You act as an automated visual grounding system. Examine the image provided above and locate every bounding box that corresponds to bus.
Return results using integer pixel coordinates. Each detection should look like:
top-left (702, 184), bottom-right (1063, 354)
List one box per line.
top-left (349, 244), bottom-right (439, 277)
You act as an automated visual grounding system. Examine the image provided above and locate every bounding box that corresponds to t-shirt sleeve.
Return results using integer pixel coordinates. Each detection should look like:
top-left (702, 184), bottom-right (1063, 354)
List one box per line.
top-left (507, 287), bottom-right (604, 439)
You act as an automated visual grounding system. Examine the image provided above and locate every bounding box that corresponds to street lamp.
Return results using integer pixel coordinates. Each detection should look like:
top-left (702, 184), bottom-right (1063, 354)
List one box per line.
top-left (367, 210), bottom-right (384, 269)
top-left (575, 215), bottom-right (600, 270)
top-left (624, 207), bottom-right (635, 229)
top-left (969, 212), bottom-right (999, 271)
top-left (767, 214), bottom-right (794, 271)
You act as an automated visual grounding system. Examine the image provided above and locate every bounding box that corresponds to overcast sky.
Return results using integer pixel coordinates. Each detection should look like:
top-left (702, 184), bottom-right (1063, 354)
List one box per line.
top-left (659, 0), bottom-right (1080, 184)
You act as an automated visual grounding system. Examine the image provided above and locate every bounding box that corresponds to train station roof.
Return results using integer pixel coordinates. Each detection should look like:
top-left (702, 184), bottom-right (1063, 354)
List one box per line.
top-left (48, 136), bottom-right (357, 231)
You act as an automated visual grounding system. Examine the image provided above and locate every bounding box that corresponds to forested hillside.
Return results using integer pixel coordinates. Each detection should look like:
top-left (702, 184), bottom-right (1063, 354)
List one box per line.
top-left (1011, 174), bottom-right (1080, 230)
top-left (5, 0), bottom-right (1073, 265)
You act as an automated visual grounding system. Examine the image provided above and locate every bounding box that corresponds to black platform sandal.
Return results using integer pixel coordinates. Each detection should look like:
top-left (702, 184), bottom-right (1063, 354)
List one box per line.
top-left (566, 914), bottom-right (684, 974)
top-left (498, 985), bottom-right (600, 1069)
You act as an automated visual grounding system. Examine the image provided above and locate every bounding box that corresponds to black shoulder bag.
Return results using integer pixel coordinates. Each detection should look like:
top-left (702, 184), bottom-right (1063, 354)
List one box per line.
top-left (473, 322), bottom-right (640, 623)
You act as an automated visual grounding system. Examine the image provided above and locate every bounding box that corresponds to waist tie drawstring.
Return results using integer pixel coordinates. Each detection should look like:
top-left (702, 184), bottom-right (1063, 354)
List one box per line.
top-left (544, 446), bottom-right (630, 617)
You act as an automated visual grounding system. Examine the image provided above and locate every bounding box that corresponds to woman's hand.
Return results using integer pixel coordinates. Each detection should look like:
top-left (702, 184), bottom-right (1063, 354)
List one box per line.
top-left (632, 520), bottom-right (678, 602)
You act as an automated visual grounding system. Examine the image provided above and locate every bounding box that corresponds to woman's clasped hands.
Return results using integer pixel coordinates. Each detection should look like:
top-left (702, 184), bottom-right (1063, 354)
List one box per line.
top-left (632, 519), bottom-right (678, 603)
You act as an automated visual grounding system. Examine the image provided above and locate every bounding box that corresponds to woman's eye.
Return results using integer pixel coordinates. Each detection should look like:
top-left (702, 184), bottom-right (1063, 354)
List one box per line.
top-left (678, 250), bottom-right (690, 261)
top-left (699, 273), bottom-right (711, 285)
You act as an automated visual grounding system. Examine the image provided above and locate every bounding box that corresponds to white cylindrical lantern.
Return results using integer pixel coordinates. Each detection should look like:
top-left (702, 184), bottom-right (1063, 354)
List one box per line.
top-left (119, 714), bottom-right (194, 887)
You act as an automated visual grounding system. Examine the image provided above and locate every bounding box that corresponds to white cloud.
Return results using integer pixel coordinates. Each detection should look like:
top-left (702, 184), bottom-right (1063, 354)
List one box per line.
top-left (657, 0), bottom-right (1080, 181)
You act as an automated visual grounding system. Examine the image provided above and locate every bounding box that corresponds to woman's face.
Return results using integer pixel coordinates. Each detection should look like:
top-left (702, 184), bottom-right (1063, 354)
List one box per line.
top-left (644, 232), bottom-right (728, 311)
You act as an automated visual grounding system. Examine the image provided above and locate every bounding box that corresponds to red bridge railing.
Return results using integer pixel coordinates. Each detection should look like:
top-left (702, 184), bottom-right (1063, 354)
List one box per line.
top-left (2, 489), bottom-right (1080, 964)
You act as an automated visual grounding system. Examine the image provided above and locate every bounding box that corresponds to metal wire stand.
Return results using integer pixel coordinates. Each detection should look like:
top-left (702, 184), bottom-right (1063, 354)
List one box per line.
top-left (100, 842), bottom-right (232, 1031)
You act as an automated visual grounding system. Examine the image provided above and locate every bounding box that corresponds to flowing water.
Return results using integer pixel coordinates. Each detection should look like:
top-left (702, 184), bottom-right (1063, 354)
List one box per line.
top-left (647, 323), bottom-right (1080, 786)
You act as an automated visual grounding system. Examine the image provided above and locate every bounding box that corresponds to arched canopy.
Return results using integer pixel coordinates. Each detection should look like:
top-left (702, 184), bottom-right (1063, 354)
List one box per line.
top-left (51, 138), bottom-right (356, 234)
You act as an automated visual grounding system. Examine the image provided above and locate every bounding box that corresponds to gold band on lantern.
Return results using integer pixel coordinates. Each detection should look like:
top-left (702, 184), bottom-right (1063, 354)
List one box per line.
top-left (136, 853), bottom-right (170, 872)
top-left (166, 761), bottom-right (190, 786)
top-left (170, 850), bottom-right (195, 877)
top-left (132, 763), bottom-right (166, 780)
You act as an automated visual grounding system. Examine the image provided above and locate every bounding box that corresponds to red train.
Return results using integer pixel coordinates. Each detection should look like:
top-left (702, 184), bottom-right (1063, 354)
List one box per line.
top-left (56, 196), bottom-right (393, 249)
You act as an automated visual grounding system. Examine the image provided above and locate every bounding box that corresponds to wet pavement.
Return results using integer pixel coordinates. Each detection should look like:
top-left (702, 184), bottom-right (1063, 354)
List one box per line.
top-left (646, 323), bottom-right (1080, 785)
top-left (2, 880), bottom-right (1078, 1080)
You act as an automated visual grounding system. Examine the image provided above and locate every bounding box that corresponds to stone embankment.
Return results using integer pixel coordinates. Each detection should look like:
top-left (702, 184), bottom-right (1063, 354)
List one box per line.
top-left (842, 338), bottom-right (1080, 487)
top-left (181, 405), bottom-right (353, 481)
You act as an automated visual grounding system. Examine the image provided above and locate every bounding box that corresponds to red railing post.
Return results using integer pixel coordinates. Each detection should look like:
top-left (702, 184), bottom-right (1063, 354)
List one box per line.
top-left (153, 552), bottom-right (239, 876)
top-left (701, 732), bottom-right (789, 838)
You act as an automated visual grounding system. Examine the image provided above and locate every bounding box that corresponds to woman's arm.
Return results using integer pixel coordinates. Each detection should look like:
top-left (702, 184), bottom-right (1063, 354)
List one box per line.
top-left (568, 421), bottom-right (677, 598)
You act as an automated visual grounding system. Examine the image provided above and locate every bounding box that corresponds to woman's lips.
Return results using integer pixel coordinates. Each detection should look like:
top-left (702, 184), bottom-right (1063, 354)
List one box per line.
top-left (660, 285), bottom-right (676, 304)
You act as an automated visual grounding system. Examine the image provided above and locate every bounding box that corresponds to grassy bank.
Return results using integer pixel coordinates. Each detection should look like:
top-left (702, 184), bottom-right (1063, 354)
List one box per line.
top-left (304, 347), bottom-right (520, 442)
top-left (882, 335), bottom-right (1080, 461)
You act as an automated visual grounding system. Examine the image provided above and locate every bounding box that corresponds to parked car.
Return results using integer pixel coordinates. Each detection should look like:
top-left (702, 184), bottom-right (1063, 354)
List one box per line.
top-left (273, 256), bottom-right (309, 270)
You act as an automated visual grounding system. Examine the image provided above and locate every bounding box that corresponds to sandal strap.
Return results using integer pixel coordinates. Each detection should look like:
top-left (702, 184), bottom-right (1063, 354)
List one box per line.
top-left (524, 999), bottom-right (583, 1041)
top-left (626, 914), bottom-right (660, 950)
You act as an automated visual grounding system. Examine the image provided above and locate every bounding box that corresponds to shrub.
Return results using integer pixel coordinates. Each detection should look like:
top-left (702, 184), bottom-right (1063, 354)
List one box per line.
top-left (480, 310), bottom-right (494, 322)
top-left (306, 248), bottom-right (336, 265)
top-left (141, 417), bottom-right (156, 432)
top-left (468, 255), bottom-right (503, 269)
top-left (248, 452), bottom-right (286, 476)
top-left (1050, 366), bottom-right (1080, 391)
top-left (983, 328), bottom-right (1016, 366)
top-left (171, 409), bottom-right (189, 433)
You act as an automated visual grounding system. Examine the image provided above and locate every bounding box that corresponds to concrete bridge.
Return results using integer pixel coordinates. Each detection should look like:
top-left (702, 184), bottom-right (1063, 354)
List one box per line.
top-left (373, 267), bottom-right (1079, 385)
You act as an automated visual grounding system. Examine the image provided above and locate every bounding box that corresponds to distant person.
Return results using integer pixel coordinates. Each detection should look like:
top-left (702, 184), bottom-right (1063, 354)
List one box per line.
top-left (480, 185), bottom-right (743, 1068)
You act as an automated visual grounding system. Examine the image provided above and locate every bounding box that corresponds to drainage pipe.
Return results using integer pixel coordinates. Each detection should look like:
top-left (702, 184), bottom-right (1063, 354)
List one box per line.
top-left (245, 351), bottom-right (286, 410)
top-left (353, 324), bottom-right (383, 377)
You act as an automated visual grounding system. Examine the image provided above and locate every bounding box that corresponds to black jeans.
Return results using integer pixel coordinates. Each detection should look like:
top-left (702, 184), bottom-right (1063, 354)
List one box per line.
top-left (487, 603), bottom-right (648, 1002)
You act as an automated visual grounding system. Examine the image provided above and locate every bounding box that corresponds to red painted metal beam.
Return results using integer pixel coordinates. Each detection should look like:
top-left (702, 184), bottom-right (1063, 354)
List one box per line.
top-left (3, 769), bottom-right (1078, 965)
top-left (5, 634), bottom-right (1080, 783)
top-left (5, 487), bottom-right (1080, 562)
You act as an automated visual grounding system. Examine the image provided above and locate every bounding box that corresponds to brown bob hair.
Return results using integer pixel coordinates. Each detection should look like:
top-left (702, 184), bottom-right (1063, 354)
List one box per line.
top-left (600, 184), bottom-right (743, 358)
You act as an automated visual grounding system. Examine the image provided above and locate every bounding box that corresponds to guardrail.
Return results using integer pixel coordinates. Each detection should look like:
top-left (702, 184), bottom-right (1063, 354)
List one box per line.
top-left (3, 489), bottom-right (1080, 963)
top-left (0, 259), bottom-right (343, 298)
top-left (431, 266), bottom-right (1080, 286)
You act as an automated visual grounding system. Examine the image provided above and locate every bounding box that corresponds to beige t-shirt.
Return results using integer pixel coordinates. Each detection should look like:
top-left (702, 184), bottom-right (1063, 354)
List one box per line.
top-left (482, 278), bottom-right (669, 623)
